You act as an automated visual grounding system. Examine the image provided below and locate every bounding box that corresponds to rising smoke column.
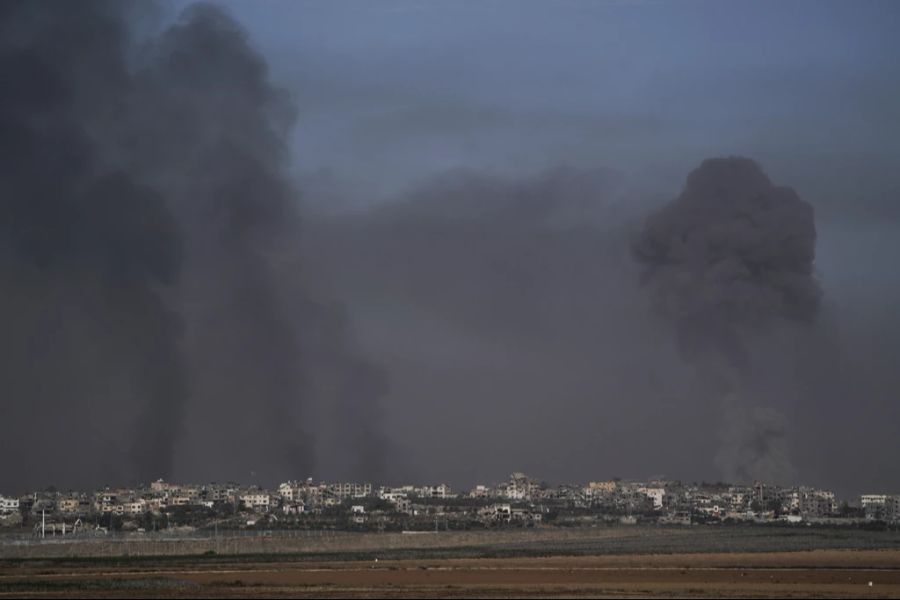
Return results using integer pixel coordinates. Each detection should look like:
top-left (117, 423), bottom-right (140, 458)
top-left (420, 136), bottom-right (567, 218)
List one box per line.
top-left (124, 5), bottom-right (317, 483)
top-left (127, 3), bottom-right (390, 484)
top-left (0, 1), bottom-right (188, 488)
top-left (0, 1), bottom-right (389, 490)
top-left (632, 157), bottom-right (820, 483)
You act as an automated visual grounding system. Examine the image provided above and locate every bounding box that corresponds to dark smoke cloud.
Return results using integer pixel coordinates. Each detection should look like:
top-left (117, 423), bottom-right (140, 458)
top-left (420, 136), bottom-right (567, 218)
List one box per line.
top-left (632, 157), bottom-right (821, 483)
top-left (304, 166), bottom-right (699, 486)
top-left (0, 1), bottom-right (188, 487)
top-left (129, 2), bottom-right (317, 485)
top-left (0, 1), bottom-right (387, 492)
top-left (237, 1), bottom-right (898, 496)
top-left (303, 156), bottom-right (897, 496)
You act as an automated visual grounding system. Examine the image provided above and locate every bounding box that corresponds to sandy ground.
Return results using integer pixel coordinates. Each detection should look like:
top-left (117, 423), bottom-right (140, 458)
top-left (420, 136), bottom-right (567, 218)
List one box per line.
top-left (2, 549), bottom-right (899, 598)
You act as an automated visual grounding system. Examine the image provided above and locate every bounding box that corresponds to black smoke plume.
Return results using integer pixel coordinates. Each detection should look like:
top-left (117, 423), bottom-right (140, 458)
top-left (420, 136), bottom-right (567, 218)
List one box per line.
top-left (632, 157), bottom-right (820, 483)
top-left (0, 1), bottom-right (188, 487)
top-left (0, 1), bottom-right (387, 491)
top-left (304, 165), bottom-right (675, 486)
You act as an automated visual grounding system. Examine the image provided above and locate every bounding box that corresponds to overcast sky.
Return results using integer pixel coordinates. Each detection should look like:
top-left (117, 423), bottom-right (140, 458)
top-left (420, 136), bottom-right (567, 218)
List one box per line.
top-left (188, 0), bottom-right (900, 214)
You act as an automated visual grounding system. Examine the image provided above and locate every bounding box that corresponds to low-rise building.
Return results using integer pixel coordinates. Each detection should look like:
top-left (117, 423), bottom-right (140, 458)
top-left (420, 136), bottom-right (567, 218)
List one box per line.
top-left (391, 496), bottom-right (413, 514)
top-left (585, 481), bottom-right (618, 497)
top-left (0, 495), bottom-right (19, 515)
top-left (417, 484), bottom-right (453, 499)
top-left (57, 498), bottom-right (76, 513)
top-left (638, 487), bottom-right (666, 510)
top-left (125, 499), bottom-right (148, 514)
top-left (468, 485), bottom-right (491, 498)
top-left (239, 493), bottom-right (272, 512)
top-left (479, 503), bottom-right (512, 522)
top-left (150, 480), bottom-right (178, 493)
top-left (282, 501), bottom-right (305, 515)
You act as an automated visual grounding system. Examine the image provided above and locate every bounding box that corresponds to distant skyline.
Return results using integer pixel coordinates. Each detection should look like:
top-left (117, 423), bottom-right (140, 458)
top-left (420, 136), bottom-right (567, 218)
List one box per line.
top-left (2, 468), bottom-right (887, 503)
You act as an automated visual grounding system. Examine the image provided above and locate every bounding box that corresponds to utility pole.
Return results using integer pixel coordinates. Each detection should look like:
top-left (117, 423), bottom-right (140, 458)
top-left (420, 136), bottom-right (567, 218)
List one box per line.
top-left (41, 509), bottom-right (45, 539)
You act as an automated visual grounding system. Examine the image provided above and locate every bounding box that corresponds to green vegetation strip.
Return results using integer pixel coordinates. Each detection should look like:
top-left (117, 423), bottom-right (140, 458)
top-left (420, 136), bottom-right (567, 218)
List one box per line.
top-left (2, 527), bottom-right (899, 570)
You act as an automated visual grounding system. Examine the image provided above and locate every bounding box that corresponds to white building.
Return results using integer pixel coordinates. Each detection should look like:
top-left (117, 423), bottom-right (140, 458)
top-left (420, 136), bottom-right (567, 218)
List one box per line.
top-left (500, 473), bottom-right (539, 500)
top-left (239, 493), bottom-right (272, 512)
top-left (861, 494), bottom-right (900, 521)
top-left (638, 487), bottom-right (666, 510)
top-left (480, 503), bottom-right (512, 522)
top-left (469, 485), bottom-right (491, 498)
top-left (379, 489), bottom-right (408, 502)
top-left (282, 502), bottom-right (305, 515)
top-left (861, 494), bottom-right (889, 509)
top-left (0, 495), bottom-right (19, 515)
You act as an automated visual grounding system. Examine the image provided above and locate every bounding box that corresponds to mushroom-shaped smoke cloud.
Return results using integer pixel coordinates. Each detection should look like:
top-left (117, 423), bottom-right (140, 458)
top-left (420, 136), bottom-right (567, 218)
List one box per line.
top-left (633, 157), bottom-right (821, 483)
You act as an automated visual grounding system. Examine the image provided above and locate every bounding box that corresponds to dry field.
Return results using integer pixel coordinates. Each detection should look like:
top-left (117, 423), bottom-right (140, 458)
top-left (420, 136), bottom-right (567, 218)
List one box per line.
top-left (1, 549), bottom-right (900, 598)
top-left (2, 528), bottom-right (900, 598)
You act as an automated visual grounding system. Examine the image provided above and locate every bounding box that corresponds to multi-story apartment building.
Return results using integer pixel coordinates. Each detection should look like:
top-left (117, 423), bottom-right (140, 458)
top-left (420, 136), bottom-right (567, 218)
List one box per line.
top-left (861, 494), bottom-right (900, 521)
top-left (239, 492), bottom-right (272, 512)
top-left (499, 473), bottom-right (539, 501)
top-left (797, 488), bottom-right (836, 517)
top-left (328, 482), bottom-right (372, 499)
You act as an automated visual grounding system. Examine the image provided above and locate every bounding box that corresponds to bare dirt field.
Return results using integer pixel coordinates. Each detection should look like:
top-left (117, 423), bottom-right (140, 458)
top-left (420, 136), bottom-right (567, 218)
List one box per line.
top-left (1, 549), bottom-right (900, 598)
top-left (2, 528), bottom-right (900, 597)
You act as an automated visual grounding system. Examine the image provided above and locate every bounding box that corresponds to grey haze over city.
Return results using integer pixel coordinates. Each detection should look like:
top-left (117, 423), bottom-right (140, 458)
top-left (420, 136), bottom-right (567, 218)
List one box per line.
top-left (1, 0), bottom-right (898, 499)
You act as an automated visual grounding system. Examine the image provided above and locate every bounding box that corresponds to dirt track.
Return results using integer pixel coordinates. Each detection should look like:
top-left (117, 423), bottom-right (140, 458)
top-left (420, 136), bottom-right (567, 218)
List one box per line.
top-left (2, 549), bottom-right (899, 598)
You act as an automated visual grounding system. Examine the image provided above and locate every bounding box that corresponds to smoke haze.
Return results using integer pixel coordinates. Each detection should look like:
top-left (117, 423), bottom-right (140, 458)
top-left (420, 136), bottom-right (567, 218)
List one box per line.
top-left (1, 1), bottom-right (898, 499)
top-left (0, 1), bottom-right (387, 491)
